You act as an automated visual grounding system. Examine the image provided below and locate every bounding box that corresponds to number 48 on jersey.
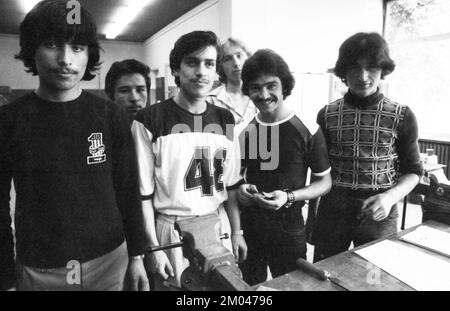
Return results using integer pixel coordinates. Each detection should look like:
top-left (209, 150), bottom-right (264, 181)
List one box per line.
top-left (184, 147), bottom-right (227, 196)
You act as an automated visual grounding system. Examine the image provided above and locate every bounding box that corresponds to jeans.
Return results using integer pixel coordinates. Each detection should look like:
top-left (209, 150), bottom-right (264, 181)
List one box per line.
top-left (313, 188), bottom-right (398, 262)
top-left (240, 205), bottom-right (307, 286)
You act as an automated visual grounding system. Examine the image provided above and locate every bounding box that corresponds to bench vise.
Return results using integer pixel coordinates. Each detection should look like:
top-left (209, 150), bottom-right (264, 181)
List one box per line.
top-left (148, 213), bottom-right (253, 291)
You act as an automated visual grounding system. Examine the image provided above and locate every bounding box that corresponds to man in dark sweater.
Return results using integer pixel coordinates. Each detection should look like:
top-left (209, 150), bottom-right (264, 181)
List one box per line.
top-left (0, 0), bottom-right (148, 290)
top-left (312, 32), bottom-right (423, 262)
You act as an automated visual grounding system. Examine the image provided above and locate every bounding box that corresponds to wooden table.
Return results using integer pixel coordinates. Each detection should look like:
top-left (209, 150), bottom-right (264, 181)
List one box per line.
top-left (259, 220), bottom-right (450, 291)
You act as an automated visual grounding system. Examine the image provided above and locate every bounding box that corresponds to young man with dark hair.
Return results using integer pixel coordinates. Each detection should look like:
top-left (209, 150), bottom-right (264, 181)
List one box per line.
top-left (0, 0), bottom-right (148, 290)
top-left (105, 59), bottom-right (151, 121)
top-left (312, 32), bottom-right (423, 262)
top-left (237, 49), bottom-right (331, 285)
top-left (132, 30), bottom-right (247, 290)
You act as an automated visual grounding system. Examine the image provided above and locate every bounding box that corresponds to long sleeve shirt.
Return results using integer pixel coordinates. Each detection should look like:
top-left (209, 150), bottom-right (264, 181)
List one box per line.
top-left (317, 90), bottom-right (423, 190)
top-left (0, 91), bottom-right (145, 277)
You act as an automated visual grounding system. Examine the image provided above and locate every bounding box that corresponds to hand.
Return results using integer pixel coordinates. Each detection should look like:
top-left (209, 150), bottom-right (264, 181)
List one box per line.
top-left (144, 250), bottom-right (174, 280)
top-left (237, 184), bottom-right (259, 206)
top-left (360, 193), bottom-right (396, 221)
top-left (253, 190), bottom-right (288, 211)
top-left (126, 257), bottom-right (150, 291)
top-left (231, 234), bottom-right (248, 263)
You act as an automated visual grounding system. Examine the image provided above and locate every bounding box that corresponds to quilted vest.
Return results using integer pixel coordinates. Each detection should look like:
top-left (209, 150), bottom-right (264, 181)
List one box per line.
top-left (324, 96), bottom-right (406, 190)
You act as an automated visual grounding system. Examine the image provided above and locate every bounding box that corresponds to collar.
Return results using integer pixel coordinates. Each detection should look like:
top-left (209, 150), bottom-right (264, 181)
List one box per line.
top-left (344, 89), bottom-right (384, 108)
top-left (255, 111), bottom-right (295, 126)
top-left (214, 85), bottom-right (237, 110)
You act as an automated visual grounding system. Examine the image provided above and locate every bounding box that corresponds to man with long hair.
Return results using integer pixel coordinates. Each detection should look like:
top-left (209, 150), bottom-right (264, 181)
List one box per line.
top-left (0, 0), bottom-right (148, 290)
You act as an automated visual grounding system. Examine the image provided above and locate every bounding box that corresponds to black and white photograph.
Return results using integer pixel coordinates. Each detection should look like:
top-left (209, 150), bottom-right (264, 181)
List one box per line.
top-left (0, 0), bottom-right (449, 297)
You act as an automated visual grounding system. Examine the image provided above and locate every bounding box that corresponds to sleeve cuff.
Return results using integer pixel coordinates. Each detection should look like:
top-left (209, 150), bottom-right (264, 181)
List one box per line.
top-left (141, 194), bottom-right (154, 201)
top-left (312, 167), bottom-right (331, 177)
top-left (226, 179), bottom-right (245, 191)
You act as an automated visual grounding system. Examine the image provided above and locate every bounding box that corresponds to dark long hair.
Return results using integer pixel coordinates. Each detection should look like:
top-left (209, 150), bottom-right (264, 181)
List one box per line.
top-left (169, 31), bottom-right (220, 86)
top-left (105, 59), bottom-right (151, 100)
top-left (15, 0), bottom-right (102, 81)
top-left (241, 49), bottom-right (295, 99)
top-left (334, 32), bottom-right (395, 84)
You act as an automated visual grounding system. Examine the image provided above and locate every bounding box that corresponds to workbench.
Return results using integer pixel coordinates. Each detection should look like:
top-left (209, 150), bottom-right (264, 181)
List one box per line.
top-left (259, 220), bottom-right (450, 291)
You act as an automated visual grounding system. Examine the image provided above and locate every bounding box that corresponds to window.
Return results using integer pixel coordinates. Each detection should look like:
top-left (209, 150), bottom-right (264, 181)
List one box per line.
top-left (384, 0), bottom-right (450, 141)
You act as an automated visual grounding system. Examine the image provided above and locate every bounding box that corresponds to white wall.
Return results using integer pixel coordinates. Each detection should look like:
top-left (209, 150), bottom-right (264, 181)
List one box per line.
top-left (0, 35), bottom-right (37, 89)
top-left (0, 34), bottom-right (145, 90)
top-left (232, 0), bottom-right (383, 73)
top-left (86, 40), bottom-right (145, 89)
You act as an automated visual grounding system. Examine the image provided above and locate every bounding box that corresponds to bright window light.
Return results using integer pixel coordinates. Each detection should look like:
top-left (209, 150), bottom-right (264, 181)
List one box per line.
top-left (104, 0), bottom-right (153, 39)
top-left (18, 0), bottom-right (43, 14)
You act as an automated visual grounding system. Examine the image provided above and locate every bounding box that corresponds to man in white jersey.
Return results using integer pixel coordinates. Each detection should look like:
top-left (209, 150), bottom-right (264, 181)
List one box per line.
top-left (131, 31), bottom-right (247, 290)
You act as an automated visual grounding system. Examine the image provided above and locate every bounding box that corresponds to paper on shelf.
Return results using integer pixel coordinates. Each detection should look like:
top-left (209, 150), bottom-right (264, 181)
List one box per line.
top-left (399, 225), bottom-right (450, 257)
top-left (355, 239), bottom-right (450, 291)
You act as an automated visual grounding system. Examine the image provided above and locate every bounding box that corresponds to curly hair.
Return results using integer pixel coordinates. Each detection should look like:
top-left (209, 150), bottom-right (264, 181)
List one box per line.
top-left (105, 59), bottom-right (151, 100)
top-left (217, 37), bottom-right (252, 84)
top-left (334, 32), bottom-right (395, 84)
top-left (15, 0), bottom-right (102, 81)
top-left (169, 31), bottom-right (220, 87)
top-left (241, 49), bottom-right (295, 99)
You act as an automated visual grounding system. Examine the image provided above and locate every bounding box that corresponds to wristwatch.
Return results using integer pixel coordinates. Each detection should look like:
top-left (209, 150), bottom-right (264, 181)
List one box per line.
top-left (283, 190), bottom-right (295, 209)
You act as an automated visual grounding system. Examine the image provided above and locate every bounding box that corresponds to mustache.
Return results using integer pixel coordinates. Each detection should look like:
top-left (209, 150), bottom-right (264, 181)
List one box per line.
top-left (256, 95), bottom-right (278, 104)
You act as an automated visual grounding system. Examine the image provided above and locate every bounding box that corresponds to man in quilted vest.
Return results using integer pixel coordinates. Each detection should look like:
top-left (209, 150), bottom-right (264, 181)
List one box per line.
top-left (312, 32), bottom-right (423, 261)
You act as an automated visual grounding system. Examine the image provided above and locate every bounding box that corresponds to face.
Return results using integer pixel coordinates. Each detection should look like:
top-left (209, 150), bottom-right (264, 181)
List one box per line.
top-left (174, 45), bottom-right (217, 99)
top-left (35, 41), bottom-right (88, 95)
top-left (113, 73), bottom-right (147, 118)
top-left (248, 74), bottom-right (284, 116)
top-left (345, 58), bottom-right (382, 98)
top-left (221, 44), bottom-right (248, 84)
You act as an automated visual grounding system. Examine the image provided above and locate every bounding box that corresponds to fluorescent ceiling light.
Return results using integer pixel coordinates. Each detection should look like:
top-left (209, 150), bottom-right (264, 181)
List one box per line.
top-left (104, 0), bottom-right (153, 39)
top-left (19, 0), bottom-right (43, 14)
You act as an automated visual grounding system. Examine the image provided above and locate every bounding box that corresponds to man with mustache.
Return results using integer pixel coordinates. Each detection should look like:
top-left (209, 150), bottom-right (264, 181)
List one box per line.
top-left (131, 30), bottom-right (247, 290)
top-left (105, 59), bottom-right (150, 123)
top-left (0, 0), bottom-right (148, 290)
top-left (312, 32), bottom-right (423, 262)
top-left (237, 49), bottom-right (332, 285)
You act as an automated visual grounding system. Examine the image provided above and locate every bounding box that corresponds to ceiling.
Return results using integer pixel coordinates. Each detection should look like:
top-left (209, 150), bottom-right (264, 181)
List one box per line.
top-left (0, 0), bottom-right (207, 42)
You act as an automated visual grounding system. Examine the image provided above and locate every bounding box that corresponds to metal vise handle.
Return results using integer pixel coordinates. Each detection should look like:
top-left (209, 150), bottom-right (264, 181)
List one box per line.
top-left (147, 233), bottom-right (229, 252)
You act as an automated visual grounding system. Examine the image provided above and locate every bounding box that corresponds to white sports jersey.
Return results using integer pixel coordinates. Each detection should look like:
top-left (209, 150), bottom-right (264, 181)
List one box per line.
top-left (132, 98), bottom-right (242, 216)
